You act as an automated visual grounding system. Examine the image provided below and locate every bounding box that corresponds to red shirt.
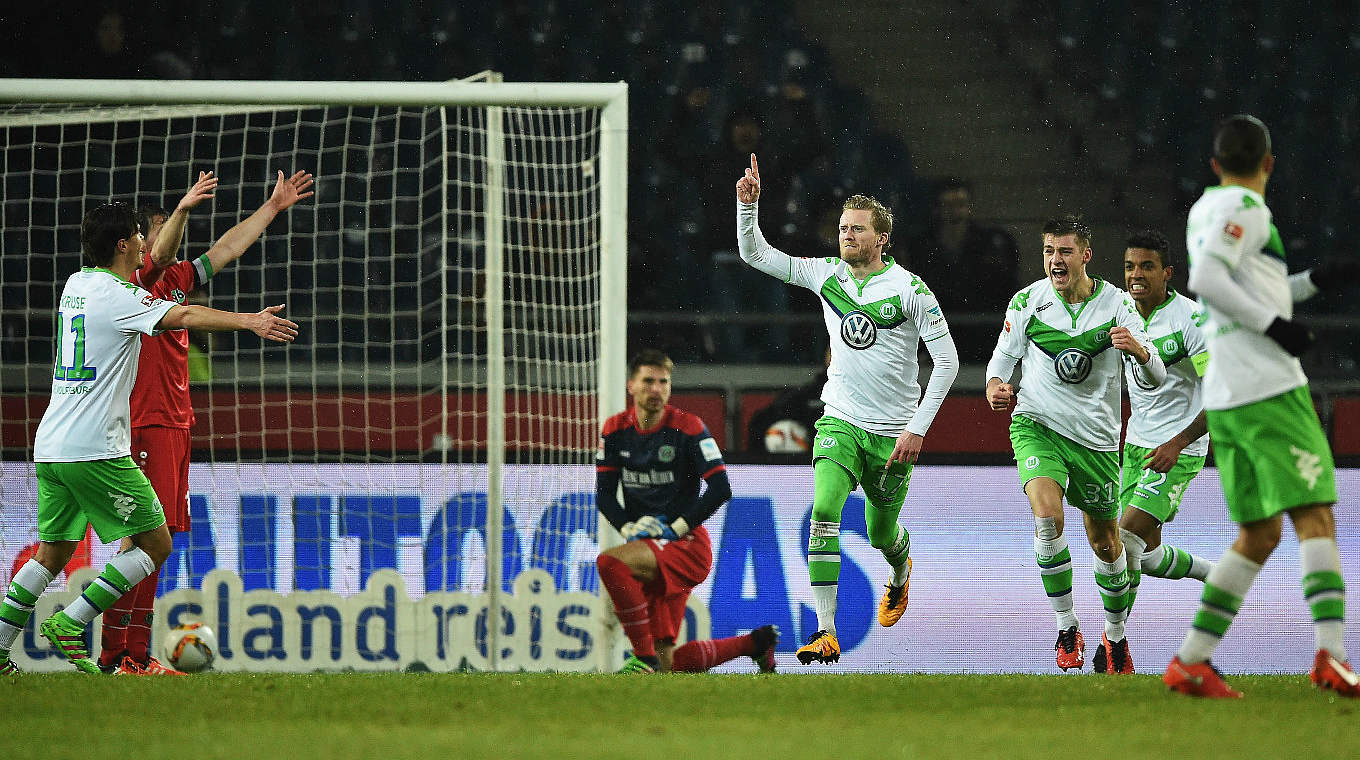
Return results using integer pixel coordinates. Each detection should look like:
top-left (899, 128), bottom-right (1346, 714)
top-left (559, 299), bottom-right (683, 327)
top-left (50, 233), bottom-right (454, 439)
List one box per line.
top-left (130, 252), bottom-right (212, 429)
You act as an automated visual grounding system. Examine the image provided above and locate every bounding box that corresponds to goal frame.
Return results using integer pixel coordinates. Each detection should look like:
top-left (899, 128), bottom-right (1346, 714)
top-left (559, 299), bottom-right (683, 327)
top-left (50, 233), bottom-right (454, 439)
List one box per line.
top-left (0, 78), bottom-right (628, 673)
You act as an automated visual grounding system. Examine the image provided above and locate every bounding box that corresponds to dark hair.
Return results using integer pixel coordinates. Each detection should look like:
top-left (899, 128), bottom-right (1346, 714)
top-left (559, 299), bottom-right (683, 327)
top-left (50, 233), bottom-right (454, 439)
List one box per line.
top-left (1213, 114), bottom-right (1272, 175)
top-left (137, 202), bottom-right (169, 237)
top-left (80, 202), bottom-right (139, 267)
top-left (628, 348), bottom-right (673, 377)
top-left (1042, 214), bottom-right (1092, 248)
top-left (1126, 229), bottom-right (1172, 268)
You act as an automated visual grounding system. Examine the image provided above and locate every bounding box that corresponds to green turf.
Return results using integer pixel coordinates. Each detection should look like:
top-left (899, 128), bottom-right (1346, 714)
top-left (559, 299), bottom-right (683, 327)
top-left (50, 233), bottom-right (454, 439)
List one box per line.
top-left (4, 672), bottom-right (1357, 759)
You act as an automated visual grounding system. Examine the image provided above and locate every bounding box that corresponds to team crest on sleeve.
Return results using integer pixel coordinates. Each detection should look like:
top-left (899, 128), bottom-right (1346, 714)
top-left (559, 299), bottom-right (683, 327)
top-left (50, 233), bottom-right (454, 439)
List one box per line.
top-left (1054, 348), bottom-right (1092, 384)
top-left (840, 310), bottom-right (877, 350)
top-left (699, 437), bottom-right (722, 462)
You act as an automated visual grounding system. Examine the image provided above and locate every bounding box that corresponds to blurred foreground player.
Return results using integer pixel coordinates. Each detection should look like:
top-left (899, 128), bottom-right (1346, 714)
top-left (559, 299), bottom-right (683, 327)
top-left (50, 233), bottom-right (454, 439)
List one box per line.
top-left (98, 169), bottom-right (314, 675)
top-left (596, 350), bottom-right (779, 673)
top-left (0, 201), bottom-right (297, 674)
top-left (1165, 114), bottom-right (1360, 698)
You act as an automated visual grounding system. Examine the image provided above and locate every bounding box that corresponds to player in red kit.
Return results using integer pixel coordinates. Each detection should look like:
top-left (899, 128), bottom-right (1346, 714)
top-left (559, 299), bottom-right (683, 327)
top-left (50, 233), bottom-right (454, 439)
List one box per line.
top-left (595, 349), bottom-right (779, 673)
top-left (99, 169), bottom-right (314, 675)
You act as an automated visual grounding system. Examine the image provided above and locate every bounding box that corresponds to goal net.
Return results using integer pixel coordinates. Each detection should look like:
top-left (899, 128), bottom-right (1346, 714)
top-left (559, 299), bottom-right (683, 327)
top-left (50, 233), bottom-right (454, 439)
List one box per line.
top-left (0, 78), bottom-right (627, 672)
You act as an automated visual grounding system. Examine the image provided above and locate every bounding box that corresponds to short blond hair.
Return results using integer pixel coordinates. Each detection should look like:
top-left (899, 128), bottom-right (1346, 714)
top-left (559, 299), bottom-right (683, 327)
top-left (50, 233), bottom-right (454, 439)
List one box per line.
top-left (842, 194), bottom-right (893, 249)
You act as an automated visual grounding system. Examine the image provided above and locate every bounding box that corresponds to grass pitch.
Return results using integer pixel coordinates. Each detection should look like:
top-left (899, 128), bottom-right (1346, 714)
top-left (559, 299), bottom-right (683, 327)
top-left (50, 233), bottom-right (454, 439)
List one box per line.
top-left (5, 672), bottom-right (1357, 759)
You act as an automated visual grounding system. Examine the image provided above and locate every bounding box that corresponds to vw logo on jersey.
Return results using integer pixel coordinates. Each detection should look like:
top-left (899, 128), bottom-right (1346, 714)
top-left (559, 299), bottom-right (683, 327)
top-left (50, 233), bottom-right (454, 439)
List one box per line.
top-left (1054, 348), bottom-right (1093, 384)
top-left (840, 310), bottom-right (878, 350)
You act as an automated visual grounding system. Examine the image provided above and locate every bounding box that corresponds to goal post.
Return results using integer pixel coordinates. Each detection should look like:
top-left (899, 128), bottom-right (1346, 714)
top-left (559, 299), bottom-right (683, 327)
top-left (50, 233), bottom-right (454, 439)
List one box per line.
top-left (0, 78), bottom-right (627, 672)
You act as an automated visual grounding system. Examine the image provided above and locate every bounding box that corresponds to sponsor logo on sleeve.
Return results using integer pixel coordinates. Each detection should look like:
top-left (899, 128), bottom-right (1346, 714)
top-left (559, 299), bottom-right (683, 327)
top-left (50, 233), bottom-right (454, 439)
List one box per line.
top-left (1222, 222), bottom-right (1244, 244)
top-left (699, 437), bottom-right (722, 462)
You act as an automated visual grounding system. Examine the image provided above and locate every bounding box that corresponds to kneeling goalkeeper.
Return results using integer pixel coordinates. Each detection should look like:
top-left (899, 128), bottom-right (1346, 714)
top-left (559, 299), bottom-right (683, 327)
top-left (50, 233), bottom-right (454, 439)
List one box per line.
top-left (596, 349), bottom-right (779, 673)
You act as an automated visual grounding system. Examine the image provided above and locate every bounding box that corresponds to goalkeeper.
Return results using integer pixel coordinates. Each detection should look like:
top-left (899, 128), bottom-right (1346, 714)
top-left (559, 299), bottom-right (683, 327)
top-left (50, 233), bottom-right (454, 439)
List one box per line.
top-left (596, 349), bottom-right (779, 674)
top-left (735, 154), bottom-right (959, 666)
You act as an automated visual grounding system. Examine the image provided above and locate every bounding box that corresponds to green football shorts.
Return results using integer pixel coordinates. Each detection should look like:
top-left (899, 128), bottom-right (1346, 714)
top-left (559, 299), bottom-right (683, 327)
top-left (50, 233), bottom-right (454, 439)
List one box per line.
top-left (36, 457), bottom-right (166, 543)
top-left (1010, 414), bottom-right (1119, 520)
top-left (811, 415), bottom-right (913, 512)
top-left (1207, 386), bottom-right (1337, 523)
top-left (1120, 442), bottom-right (1205, 523)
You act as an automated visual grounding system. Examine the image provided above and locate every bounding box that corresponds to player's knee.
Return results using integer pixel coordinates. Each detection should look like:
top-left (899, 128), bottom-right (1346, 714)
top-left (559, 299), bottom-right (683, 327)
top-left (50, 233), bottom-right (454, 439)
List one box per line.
top-left (34, 541), bottom-right (79, 574)
top-left (1034, 515), bottom-right (1061, 540)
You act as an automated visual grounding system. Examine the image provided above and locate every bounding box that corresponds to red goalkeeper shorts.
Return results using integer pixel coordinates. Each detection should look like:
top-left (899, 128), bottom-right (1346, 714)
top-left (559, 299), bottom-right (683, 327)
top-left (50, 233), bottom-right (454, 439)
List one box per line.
top-left (641, 525), bottom-right (712, 642)
top-left (131, 425), bottom-right (192, 533)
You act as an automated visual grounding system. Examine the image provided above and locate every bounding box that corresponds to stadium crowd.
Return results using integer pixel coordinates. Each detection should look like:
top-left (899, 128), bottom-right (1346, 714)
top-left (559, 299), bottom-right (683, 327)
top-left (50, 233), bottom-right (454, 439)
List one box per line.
top-left (1, 1), bottom-right (1357, 369)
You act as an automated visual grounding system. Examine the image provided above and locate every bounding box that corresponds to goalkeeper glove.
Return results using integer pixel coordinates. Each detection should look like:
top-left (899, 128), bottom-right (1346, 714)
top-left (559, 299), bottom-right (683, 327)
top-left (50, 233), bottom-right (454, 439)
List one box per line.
top-left (1265, 317), bottom-right (1314, 357)
top-left (628, 514), bottom-right (666, 541)
top-left (619, 520), bottom-right (648, 541)
top-left (1309, 257), bottom-right (1360, 290)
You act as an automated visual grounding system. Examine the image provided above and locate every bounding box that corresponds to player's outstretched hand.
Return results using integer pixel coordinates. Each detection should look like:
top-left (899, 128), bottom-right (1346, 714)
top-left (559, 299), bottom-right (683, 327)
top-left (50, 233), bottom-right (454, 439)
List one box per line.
top-left (249, 304), bottom-right (299, 343)
top-left (986, 379), bottom-right (1015, 412)
top-left (269, 170), bottom-right (316, 212)
top-left (176, 171), bottom-right (218, 212)
top-left (736, 153), bottom-right (761, 204)
top-left (1109, 326), bottom-right (1149, 363)
top-left (887, 431), bottom-right (924, 468)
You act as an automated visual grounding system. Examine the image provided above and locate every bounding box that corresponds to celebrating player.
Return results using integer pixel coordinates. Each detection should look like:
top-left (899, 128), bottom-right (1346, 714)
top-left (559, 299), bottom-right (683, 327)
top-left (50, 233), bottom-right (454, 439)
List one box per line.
top-left (1164, 115), bottom-right (1360, 698)
top-left (735, 154), bottom-right (959, 665)
top-left (98, 169), bottom-right (314, 675)
top-left (0, 201), bottom-right (297, 674)
top-left (596, 350), bottom-right (779, 674)
top-left (985, 215), bottom-right (1166, 674)
top-left (1118, 230), bottom-right (1217, 622)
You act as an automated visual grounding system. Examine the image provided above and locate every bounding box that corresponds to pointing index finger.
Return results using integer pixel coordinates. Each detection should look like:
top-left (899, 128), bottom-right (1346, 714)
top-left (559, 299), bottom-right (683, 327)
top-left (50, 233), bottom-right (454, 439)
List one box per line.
top-left (750, 153), bottom-right (759, 178)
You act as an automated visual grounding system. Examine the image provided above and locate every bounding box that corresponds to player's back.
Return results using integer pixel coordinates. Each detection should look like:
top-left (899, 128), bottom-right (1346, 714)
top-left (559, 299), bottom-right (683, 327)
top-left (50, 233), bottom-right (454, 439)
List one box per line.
top-left (1186, 185), bottom-right (1305, 408)
top-left (35, 269), bottom-right (174, 462)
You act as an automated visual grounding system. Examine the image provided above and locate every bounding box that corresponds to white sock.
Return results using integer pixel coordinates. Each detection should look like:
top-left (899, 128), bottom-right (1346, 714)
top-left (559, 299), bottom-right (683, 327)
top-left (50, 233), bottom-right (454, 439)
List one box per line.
top-left (0, 560), bottom-right (55, 654)
top-left (1094, 553), bottom-right (1130, 642)
top-left (1300, 537), bottom-right (1347, 661)
top-left (1177, 549), bottom-right (1261, 664)
top-left (812, 585), bottom-right (838, 636)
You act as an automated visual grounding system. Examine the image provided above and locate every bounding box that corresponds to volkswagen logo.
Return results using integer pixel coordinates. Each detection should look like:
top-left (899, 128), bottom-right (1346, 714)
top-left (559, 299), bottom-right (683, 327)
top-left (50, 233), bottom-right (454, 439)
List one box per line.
top-left (840, 310), bottom-right (878, 350)
top-left (1054, 348), bottom-right (1093, 384)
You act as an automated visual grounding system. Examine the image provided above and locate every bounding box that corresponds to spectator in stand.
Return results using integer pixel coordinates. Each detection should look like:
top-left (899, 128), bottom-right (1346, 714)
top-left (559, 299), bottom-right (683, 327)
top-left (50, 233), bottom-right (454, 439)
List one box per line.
top-left (905, 178), bottom-right (1020, 361)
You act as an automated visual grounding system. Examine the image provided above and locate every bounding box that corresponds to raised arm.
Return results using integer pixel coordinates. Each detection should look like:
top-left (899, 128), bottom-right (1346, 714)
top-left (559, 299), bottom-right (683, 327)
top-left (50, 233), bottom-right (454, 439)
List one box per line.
top-left (150, 171), bottom-right (219, 268)
top-left (736, 153), bottom-right (800, 280)
top-left (204, 170), bottom-right (314, 275)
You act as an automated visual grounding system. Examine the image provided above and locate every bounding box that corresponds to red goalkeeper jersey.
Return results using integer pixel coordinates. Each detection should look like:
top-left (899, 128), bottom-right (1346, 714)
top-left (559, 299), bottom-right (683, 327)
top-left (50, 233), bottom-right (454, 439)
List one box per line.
top-left (130, 252), bottom-right (214, 429)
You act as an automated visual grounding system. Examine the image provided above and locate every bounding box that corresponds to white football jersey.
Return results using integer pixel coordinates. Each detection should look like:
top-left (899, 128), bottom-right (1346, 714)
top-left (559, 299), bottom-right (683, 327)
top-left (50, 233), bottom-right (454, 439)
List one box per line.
top-left (34, 268), bottom-right (177, 462)
top-left (991, 278), bottom-right (1154, 451)
top-left (1186, 185), bottom-right (1307, 409)
top-left (1122, 291), bottom-right (1209, 456)
top-left (780, 256), bottom-right (950, 437)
